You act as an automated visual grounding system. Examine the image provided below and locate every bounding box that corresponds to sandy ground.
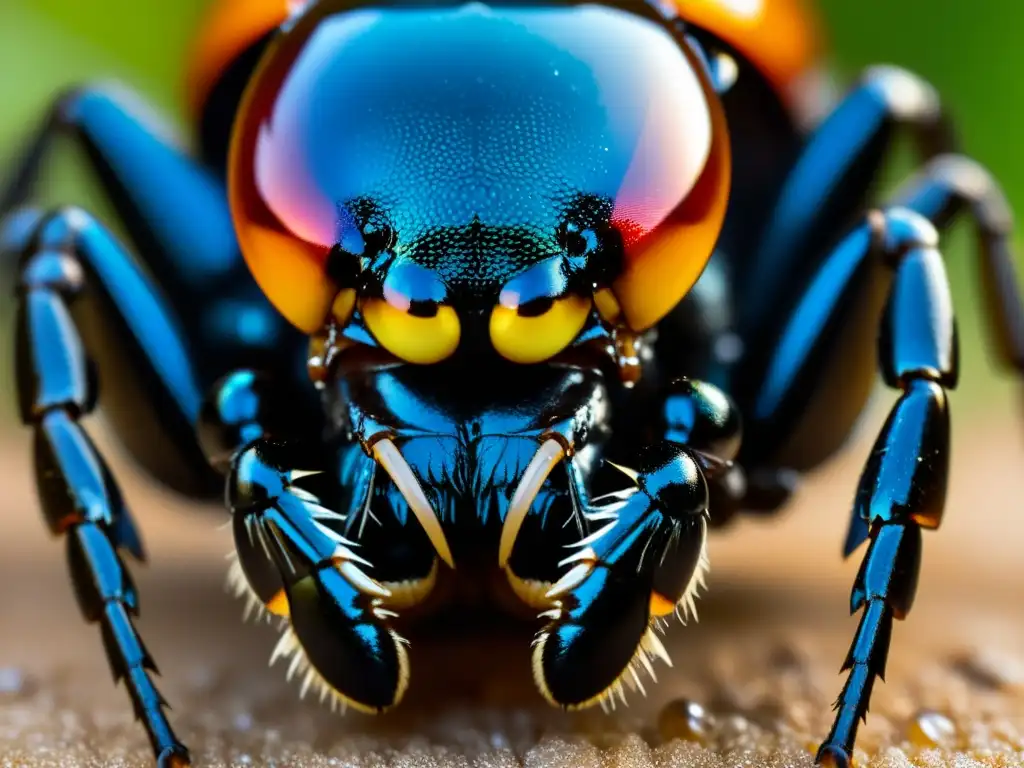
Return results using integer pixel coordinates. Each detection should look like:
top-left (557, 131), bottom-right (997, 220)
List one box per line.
top-left (3, 392), bottom-right (1024, 767)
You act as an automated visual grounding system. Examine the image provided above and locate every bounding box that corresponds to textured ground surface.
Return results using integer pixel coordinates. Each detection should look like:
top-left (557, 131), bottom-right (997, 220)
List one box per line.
top-left (3, 396), bottom-right (1024, 767)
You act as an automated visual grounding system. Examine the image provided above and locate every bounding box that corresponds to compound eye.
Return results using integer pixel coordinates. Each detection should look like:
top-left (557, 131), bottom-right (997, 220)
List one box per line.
top-left (361, 262), bottom-right (460, 364)
top-left (490, 260), bottom-right (592, 364)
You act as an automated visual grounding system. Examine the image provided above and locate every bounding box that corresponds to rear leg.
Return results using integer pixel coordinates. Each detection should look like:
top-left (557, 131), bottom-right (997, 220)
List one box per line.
top-left (1, 85), bottom-right (310, 493)
top-left (738, 167), bottom-right (1020, 764)
top-left (720, 67), bottom-right (1019, 516)
top-left (5, 208), bottom-right (216, 766)
top-left (656, 66), bottom-right (957, 513)
top-left (736, 65), bottom-right (955, 340)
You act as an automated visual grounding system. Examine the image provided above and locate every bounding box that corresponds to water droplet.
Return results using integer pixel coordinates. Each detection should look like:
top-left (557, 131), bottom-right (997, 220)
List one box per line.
top-left (951, 648), bottom-right (1024, 691)
top-left (907, 709), bottom-right (957, 748)
top-left (657, 699), bottom-right (711, 744)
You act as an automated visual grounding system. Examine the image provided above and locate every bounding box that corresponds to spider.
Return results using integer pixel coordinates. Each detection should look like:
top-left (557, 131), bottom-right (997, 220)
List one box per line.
top-left (3, 0), bottom-right (1023, 766)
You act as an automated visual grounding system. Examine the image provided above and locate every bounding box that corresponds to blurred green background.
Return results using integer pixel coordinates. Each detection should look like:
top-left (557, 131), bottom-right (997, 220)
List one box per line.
top-left (0, 0), bottom-right (1021, 412)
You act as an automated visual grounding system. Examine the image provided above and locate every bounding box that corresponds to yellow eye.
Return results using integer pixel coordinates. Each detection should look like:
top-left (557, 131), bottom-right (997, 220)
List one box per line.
top-left (362, 298), bottom-right (460, 364)
top-left (490, 295), bottom-right (592, 364)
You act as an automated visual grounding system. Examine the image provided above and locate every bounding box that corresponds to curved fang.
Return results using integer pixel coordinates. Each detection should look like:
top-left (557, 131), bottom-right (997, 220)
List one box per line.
top-left (499, 439), bottom-right (566, 567)
top-left (373, 438), bottom-right (455, 568)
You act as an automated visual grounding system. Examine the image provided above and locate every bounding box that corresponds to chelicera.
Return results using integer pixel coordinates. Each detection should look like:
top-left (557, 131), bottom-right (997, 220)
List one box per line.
top-left (4, 1), bottom-right (1022, 766)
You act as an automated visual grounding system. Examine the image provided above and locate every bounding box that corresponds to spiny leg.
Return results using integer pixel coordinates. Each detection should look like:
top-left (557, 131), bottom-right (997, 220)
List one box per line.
top-left (746, 196), bottom-right (1019, 765)
top-left (7, 209), bottom-right (204, 766)
top-left (204, 372), bottom-right (450, 712)
top-left (501, 379), bottom-right (741, 708)
top-left (810, 208), bottom-right (957, 767)
top-left (812, 158), bottom-right (1024, 764)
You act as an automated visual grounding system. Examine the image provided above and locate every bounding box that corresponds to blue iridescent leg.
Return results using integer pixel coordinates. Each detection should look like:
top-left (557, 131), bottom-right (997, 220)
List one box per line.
top-left (818, 161), bottom-right (1024, 768)
top-left (507, 379), bottom-right (741, 708)
top-left (0, 86), bottom-right (308, 490)
top-left (891, 155), bottom-right (1024, 372)
top-left (0, 86), bottom-right (238, 296)
top-left (814, 210), bottom-right (956, 768)
top-left (8, 209), bottom-right (208, 767)
top-left (207, 371), bottom-right (456, 713)
top-left (741, 191), bottom-right (1020, 765)
top-left (737, 65), bottom-right (955, 336)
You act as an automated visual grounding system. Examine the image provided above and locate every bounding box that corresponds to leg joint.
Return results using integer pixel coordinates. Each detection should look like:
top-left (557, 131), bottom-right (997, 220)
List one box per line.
top-left (869, 207), bottom-right (940, 266)
top-left (851, 521), bottom-right (922, 619)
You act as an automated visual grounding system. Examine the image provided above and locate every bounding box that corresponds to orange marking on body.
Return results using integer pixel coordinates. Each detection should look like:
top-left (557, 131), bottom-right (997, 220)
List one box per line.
top-left (266, 588), bottom-right (290, 617)
top-left (185, 0), bottom-right (301, 119)
top-left (650, 591), bottom-right (677, 617)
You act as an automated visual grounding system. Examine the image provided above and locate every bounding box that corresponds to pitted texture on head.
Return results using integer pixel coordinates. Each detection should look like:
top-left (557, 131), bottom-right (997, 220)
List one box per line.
top-left (229, 0), bottom-right (725, 333)
top-left (401, 222), bottom-right (558, 292)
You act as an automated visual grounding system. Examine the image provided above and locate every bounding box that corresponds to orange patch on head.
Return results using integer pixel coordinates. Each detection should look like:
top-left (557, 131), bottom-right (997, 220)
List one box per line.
top-left (185, 0), bottom-right (301, 119)
top-left (612, 41), bottom-right (732, 332)
top-left (673, 0), bottom-right (824, 103)
top-left (226, 6), bottom-right (344, 335)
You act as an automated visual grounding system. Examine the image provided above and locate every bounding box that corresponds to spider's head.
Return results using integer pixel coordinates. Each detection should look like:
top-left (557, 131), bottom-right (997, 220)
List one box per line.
top-left (228, 0), bottom-right (730, 372)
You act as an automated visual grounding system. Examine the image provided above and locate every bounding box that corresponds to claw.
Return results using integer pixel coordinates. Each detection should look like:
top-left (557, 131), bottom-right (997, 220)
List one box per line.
top-left (570, 520), bottom-right (618, 549)
top-left (337, 560), bottom-right (391, 598)
top-left (288, 469), bottom-right (324, 482)
top-left (373, 438), bottom-right (454, 568)
top-left (499, 438), bottom-right (566, 567)
top-left (289, 486), bottom-right (321, 504)
top-left (546, 561), bottom-right (595, 598)
top-left (271, 567), bottom-right (411, 714)
top-left (558, 546), bottom-right (598, 568)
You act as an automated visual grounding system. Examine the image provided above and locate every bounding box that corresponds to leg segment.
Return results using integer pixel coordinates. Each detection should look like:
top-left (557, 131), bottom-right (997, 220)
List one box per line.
top-left (816, 211), bottom-right (957, 767)
top-left (501, 379), bottom-right (741, 708)
top-left (744, 187), bottom-right (1020, 763)
top-left (5, 205), bottom-right (216, 494)
top-left (10, 210), bottom-right (204, 766)
top-left (892, 155), bottom-right (1024, 373)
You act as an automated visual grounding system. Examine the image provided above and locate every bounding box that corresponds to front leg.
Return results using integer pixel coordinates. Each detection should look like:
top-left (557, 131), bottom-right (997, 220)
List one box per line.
top-left (501, 379), bottom-right (740, 708)
top-left (227, 438), bottom-right (414, 711)
top-left (207, 371), bottom-right (448, 711)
